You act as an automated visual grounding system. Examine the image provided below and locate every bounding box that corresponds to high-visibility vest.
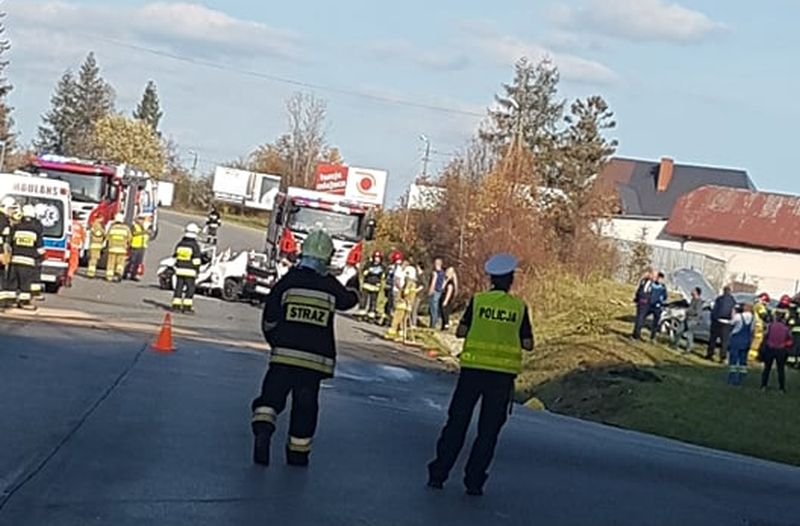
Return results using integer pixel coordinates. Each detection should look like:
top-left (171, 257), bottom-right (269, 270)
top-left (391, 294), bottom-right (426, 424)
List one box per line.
top-left (107, 223), bottom-right (131, 254)
top-left (460, 291), bottom-right (526, 375)
top-left (130, 223), bottom-right (148, 249)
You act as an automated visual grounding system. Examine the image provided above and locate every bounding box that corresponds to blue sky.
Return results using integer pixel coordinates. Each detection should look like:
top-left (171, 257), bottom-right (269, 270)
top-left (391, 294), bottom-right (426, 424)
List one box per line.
top-left (5, 1), bottom-right (799, 204)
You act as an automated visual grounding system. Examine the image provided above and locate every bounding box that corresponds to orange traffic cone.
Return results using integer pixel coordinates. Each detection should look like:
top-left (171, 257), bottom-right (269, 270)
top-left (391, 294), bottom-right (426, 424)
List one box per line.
top-left (151, 313), bottom-right (175, 353)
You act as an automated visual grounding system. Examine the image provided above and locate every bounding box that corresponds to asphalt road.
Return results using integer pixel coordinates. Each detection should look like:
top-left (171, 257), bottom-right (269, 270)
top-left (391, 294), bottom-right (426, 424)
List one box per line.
top-left (0, 210), bottom-right (799, 525)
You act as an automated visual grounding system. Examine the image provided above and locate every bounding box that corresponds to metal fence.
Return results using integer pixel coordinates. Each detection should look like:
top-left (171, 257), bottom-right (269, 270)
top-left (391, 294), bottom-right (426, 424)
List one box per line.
top-left (613, 239), bottom-right (727, 290)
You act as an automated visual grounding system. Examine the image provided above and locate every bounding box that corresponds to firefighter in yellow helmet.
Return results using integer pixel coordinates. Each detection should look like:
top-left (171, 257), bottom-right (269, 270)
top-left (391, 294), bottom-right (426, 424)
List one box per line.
top-left (123, 214), bottom-right (149, 281)
top-left (8, 204), bottom-right (45, 310)
top-left (86, 217), bottom-right (106, 279)
top-left (171, 223), bottom-right (203, 313)
top-left (427, 253), bottom-right (534, 496)
top-left (251, 228), bottom-right (360, 468)
top-left (105, 214), bottom-right (131, 282)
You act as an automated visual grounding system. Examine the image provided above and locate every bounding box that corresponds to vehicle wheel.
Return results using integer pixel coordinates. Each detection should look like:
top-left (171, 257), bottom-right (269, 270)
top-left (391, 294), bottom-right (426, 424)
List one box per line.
top-left (222, 278), bottom-right (242, 302)
top-left (159, 269), bottom-right (175, 290)
top-left (44, 282), bottom-right (60, 294)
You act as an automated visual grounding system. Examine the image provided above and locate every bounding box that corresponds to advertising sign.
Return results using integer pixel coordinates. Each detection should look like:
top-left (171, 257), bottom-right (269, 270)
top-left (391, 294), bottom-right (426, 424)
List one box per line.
top-left (345, 167), bottom-right (388, 207)
top-left (314, 163), bottom-right (349, 194)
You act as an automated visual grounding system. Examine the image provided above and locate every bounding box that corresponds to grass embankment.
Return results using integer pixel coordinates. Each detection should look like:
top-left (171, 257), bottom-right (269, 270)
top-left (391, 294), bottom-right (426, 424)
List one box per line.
top-left (440, 274), bottom-right (800, 466)
top-left (166, 206), bottom-right (268, 231)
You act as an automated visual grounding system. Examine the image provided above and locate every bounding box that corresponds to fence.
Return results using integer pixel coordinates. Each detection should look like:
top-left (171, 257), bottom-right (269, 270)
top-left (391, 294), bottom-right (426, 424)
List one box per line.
top-left (613, 239), bottom-right (727, 290)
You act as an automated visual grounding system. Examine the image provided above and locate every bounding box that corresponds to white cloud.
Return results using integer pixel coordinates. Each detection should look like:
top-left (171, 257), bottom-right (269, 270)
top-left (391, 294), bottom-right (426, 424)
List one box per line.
top-left (555, 0), bottom-right (726, 44)
top-left (366, 39), bottom-right (470, 72)
top-left (464, 25), bottom-right (618, 85)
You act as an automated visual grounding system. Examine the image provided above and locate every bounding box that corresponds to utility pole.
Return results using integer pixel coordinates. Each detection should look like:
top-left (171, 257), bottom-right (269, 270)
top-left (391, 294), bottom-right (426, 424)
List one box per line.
top-left (0, 141), bottom-right (6, 172)
top-left (419, 135), bottom-right (431, 180)
top-left (188, 150), bottom-right (199, 178)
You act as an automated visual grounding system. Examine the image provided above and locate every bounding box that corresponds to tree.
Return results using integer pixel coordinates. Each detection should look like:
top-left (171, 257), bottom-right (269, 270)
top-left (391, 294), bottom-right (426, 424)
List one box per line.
top-left (36, 71), bottom-right (79, 154)
top-left (133, 80), bottom-right (163, 132)
top-left (285, 92), bottom-right (327, 188)
top-left (479, 57), bottom-right (564, 158)
top-left (0, 10), bottom-right (15, 161)
top-left (90, 115), bottom-right (166, 178)
top-left (627, 228), bottom-right (653, 283)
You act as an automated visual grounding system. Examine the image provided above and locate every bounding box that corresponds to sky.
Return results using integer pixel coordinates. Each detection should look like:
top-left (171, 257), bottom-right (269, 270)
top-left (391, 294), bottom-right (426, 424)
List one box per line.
top-left (4, 0), bottom-right (799, 205)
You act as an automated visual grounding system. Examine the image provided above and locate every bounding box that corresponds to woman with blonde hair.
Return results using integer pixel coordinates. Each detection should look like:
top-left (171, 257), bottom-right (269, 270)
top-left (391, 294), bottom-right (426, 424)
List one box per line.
top-left (440, 267), bottom-right (459, 330)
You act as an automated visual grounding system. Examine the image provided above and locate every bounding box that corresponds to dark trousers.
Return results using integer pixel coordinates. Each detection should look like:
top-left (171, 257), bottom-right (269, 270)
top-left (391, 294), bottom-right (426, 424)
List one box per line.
top-left (172, 276), bottom-right (196, 309)
top-left (706, 321), bottom-right (732, 360)
top-left (8, 264), bottom-right (38, 304)
top-left (365, 290), bottom-right (379, 316)
top-left (440, 298), bottom-right (453, 329)
top-left (761, 348), bottom-right (788, 391)
top-left (428, 369), bottom-right (514, 490)
top-left (252, 364), bottom-right (323, 454)
top-left (123, 249), bottom-right (145, 279)
top-left (632, 303), bottom-right (649, 339)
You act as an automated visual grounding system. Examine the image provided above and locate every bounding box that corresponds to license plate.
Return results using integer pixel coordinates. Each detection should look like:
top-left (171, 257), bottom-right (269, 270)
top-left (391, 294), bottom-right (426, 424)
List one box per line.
top-left (255, 286), bottom-right (271, 295)
top-left (41, 274), bottom-right (57, 283)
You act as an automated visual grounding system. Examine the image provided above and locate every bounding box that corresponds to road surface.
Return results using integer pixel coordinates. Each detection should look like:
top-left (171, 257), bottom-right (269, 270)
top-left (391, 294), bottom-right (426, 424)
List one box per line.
top-left (0, 210), bottom-right (798, 526)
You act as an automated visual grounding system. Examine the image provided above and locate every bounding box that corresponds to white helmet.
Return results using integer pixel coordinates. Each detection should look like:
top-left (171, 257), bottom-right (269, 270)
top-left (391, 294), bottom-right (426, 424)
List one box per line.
top-left (404, 265), bottom-right (418, 282)
top-left (185, 223), bottom-right (200, 238)
top-left (22, 204), bottom-right (36, 218)
top-left (115, 213), bottom-right (125, 223)
top-left (1, 196), bottom-right (18, 214)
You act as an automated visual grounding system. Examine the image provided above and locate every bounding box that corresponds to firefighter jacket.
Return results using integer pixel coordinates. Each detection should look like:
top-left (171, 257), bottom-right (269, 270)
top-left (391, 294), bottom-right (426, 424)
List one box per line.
top-left (206, 211), bottom-right (221, 229)
top-left (173, 237), bottom-right (202, 278)
top-left (107, 222), bottom-right (131, 255)
top-left (362, 262), bottom-right (385, 292)
top-left (0, 212), bottom-right (9, 266)
top-left (459, 290), bottom-right (534, 376)
top-left (89, 221), bottom-right (106, 250)
top-left (10, 218), bottom-right (44, 267)
top-left (130, 222), bottom-right (148, 250)
top-left (262, 266), bottom-right (359, 377)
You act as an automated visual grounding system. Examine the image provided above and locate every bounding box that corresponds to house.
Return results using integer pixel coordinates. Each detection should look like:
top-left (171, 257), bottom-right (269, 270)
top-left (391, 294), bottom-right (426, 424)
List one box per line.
top-left (597, 156), bottom-right (754, 247)
top-left (665, 186), bottom-right (800, 296)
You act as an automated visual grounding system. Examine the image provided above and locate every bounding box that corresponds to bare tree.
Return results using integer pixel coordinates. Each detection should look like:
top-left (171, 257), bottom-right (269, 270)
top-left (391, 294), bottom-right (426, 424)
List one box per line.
top-left (285, 92), bottom-right (327, 188)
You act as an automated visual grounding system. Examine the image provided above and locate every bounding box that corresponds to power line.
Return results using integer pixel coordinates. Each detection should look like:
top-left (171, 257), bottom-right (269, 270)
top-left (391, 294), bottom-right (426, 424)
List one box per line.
top-left (73, 33), bottom-right (485, 119)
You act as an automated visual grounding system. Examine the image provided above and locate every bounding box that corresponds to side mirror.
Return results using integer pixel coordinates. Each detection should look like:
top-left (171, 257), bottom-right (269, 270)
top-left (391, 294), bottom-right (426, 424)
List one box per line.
top-left (364, 219), bottom-right (376, 242)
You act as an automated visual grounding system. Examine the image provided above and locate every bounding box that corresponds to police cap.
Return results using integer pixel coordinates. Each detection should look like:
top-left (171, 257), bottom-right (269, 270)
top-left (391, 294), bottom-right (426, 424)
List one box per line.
top-left (484, 253), bottom-right (518, 277)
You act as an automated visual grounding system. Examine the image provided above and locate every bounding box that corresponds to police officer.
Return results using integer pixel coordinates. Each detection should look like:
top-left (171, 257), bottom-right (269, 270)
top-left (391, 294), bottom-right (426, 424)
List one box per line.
top-left (172, 223), bottom-right (202, 313)
top-left (251, 229), bottom-right (359, 467)
top-left (359, 251), bottom-right (385, 321)
top-left (427, 253), bottom-right (534, 496)
top-left (205, 205), bottom-right (221, 245)
top-left (123, 214), bottom-right (149, 281)
top-left (8, 204), bottom-right (45, 310)
top-left (105, 214), bottom-right (131, 282)
top-left (86, 217), bottom-right (106, 279)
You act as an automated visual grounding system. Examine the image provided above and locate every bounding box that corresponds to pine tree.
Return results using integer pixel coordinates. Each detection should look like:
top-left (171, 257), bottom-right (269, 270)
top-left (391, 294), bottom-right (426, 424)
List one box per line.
top-left (133, 80), bottom-right (163, 132)
top-left (628, 228), bottom-right (653, 283)
top-left (0, 10), bottom-right (15, 158)
top-left (480, 57), bottom-right (565, 156)
top-left (35, 71), bottom-right (79, 154)
top-left (72, 52), bottom-right (115, 155)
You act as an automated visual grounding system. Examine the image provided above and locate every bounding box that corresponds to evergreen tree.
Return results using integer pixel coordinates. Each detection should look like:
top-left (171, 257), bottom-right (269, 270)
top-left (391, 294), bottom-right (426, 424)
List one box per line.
top-left (133, 80), bottom-right (163, 132)
top-left (0, 10), bottom-right (15, 157)
top-left (480, 57), bottom-right (565, 156)
top-left (627, 228), bottom-right (654, 283)
top-left (72, 52), bottom-right (115, 155)
top-left (35, 71), bottom-right (79, 154)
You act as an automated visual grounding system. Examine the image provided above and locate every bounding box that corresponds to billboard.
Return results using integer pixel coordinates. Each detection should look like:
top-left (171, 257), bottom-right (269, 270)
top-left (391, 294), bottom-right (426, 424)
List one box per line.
top-left (345, 167), bottom-right (388, 207)
top-left (314, 164), bottom-right (349, 195)
top-left (213, 166), bottom-right (281, 211)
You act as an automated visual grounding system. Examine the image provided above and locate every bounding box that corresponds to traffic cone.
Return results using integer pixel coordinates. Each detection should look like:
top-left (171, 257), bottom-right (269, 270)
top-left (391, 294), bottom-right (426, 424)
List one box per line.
top-left (151, 313), bottom-right (175, 353)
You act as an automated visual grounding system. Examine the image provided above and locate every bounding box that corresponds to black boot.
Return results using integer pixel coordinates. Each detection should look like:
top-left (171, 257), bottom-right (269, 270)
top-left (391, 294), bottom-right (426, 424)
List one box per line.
top-left (286, 448), bottom-right (310, 467)
top-left (253, 432), bottom-right (272, 466)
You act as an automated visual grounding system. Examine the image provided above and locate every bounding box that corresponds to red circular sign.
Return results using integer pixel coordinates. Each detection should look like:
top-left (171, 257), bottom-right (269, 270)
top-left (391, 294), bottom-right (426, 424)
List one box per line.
top-left (358, 176), bottom-right (374, 192)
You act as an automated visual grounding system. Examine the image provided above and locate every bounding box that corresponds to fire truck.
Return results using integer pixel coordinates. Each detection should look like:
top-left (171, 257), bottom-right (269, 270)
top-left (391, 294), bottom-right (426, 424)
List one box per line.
top-left (27, 155), bottom-right (160, 256)
top-left (262, 187), bottom-right (377, 286)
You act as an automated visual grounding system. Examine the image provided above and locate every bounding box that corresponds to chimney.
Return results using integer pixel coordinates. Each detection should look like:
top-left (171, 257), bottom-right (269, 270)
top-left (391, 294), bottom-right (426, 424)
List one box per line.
top-left (657, 157), bottom-right (674, 193)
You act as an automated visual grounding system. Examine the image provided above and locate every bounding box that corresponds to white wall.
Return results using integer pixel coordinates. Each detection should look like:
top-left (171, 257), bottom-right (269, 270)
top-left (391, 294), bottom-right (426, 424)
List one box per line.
top-left (599, 218), bottom-right (680, 249)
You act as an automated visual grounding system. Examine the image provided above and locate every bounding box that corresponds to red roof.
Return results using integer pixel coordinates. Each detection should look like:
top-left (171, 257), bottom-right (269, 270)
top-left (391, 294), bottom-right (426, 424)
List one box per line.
top-left (665, 186), bottom-right (800, 252)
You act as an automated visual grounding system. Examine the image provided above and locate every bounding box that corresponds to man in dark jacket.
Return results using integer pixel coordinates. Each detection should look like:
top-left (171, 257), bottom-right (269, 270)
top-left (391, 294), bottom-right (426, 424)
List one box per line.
top-left (647, 272), bottom-right (668, 341)
top-left (632, 270), bottom-right (655, 340)
top-left (706, 286), bottom-right (736, 362)
top-left (251, 229), bottom-right (359, 468)
top-left (8, 205), bottom-right (45, 310)
top-left (673, 287), bottom-right (703, 353)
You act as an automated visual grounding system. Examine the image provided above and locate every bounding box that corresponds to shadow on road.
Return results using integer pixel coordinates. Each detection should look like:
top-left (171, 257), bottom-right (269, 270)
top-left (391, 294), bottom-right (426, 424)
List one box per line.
top-left (142, 298), bottom-right (174, 312)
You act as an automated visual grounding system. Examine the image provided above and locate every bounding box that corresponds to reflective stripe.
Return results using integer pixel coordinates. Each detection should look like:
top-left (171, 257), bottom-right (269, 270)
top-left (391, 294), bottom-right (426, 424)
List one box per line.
top-left (192, 258), bottom-right (202, 266)
top-left (172, 298), bottom-right (183, 306)
top-left (282, 288), bottom-right (335, 311)
top-left (270, 347), bottom-right (335, 374)
top-left (30, 284), bottom-right (43, 293)
top-left (182, 298), bottom-right (193, 307)
top-left (287, 436), bottom-right (312, 453)
top-left (252, 406), bottom-right (277, 425)
top-left (18, 293), bottom-right (31, 301)
top-left (11, 255), bottom-right (36, 266)
top-left (175, 268), bottom-right (197, 277)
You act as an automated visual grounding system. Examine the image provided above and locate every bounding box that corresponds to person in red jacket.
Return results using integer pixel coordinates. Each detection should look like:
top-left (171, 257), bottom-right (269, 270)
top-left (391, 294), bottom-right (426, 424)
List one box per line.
top-left (761, 311), bottom-right (794, 393)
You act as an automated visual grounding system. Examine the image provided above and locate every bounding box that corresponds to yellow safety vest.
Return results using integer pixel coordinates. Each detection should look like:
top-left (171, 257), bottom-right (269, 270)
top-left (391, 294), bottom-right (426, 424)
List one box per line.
top-left (130, 223), bottom-right (148, 249)
top-left (460, 291), bottom-right (526, 375)
top-left (107, 223), bottom-right (131, 254)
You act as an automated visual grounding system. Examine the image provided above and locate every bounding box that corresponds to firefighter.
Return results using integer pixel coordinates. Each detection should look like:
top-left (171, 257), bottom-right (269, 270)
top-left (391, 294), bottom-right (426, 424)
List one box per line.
top-left (105, 215), bottom-right (131, 282)
top-left (28, 211), bottom-right (46, 302)
top-left (359, 251), bottom-right (385, 321)
top-left (0, 198), bottom-right (12, 309)
top-left (86, 218), bottom-right (106, 279)
top-left (788, 299), bottom-right (800, 368)
top-left (749, 293), bottom-right (771, 361)
top-left (427, 253), bottom-right (534, 496)
top-left (251, 228), bottom-right (359, 468)
top-left (66, 211), bottom-right (85, 288)
top-left (123, 214), bottom-right (149, 281)
top-left (172, 223), bottom-right (202, 313)
top-left (382, 250), bottom-right (404, 326)
top-left (8, 204), bottom-right (45, 310)
top-left (384, 259), bottom-right (410, 342)
top-left (205, 205), bottom-right (221, 245)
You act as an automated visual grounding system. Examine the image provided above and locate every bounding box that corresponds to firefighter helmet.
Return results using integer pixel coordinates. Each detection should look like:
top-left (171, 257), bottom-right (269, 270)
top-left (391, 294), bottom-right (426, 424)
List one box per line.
top-left (372, 250), bottom-right (383, 260)
top-left (1, 196), bottom-right (17, 213)
top-left (22, 204), bottom-right (36, 218)
top-left (185, 223), bottom-right (200, 238)
top-left (390, 250), bottom-right (404, 264)
top-left (759, 293), bottom-right (771, 303)
top-left (301, 229), bottom-right (335, 262)
top-left (779, 294), bottom-right (792, 308)
top-left (115, 213), bottom-right (125, 223)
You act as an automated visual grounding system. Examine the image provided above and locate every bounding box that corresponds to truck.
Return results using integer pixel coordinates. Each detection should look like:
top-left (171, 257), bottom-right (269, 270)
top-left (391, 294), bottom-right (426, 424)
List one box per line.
top-left (264, 186), bottom-right (377, 286)
top-left (0, 172), bottom-right (73, 292)
top-left (27, 155), bottom-right (160, 256)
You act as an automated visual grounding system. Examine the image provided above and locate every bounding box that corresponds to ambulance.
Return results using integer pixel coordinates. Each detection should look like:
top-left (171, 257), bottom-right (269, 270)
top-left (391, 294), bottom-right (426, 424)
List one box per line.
top-left (0, 172), bottom-right (72, 293)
